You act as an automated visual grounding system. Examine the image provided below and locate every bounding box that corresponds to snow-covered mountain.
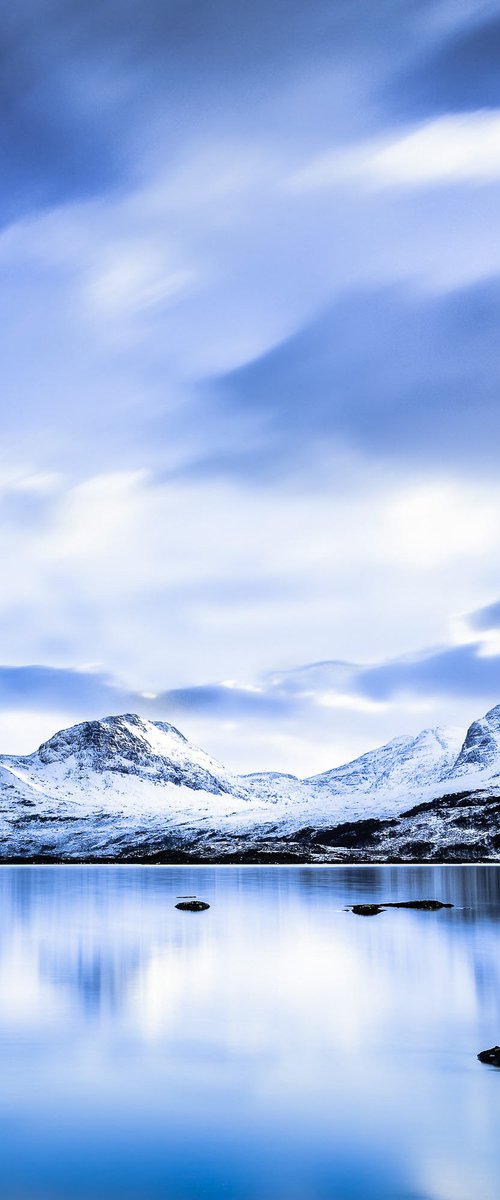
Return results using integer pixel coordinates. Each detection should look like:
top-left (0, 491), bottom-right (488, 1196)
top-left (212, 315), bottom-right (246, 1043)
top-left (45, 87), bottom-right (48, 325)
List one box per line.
top-left (446, 704), bottom-right (500, 780)
top-left (0, 708), bottom-right (499, 861)
top-left (242, 726), bottom-right (465, 826)
top-left (3, 713), bottom-right (245, 799)
top-left (308, 726), bottom-right (462, 797)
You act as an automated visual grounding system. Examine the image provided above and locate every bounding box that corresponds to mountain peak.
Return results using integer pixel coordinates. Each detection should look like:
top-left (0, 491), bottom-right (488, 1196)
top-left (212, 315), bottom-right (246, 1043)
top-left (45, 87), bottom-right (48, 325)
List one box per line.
top-left (13, 712), bottom-right (240, 798)
top-left (449, 705), bottom-right (500, 778)
top-left (307, 723), bottom-right (462, 797)
top-left (34, 714), bottom-right (188, 765)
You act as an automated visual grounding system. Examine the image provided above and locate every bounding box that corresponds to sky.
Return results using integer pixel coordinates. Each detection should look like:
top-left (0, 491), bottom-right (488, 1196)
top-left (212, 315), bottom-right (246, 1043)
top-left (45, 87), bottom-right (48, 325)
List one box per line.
top-left (2, 0), bottom-right (500, 773)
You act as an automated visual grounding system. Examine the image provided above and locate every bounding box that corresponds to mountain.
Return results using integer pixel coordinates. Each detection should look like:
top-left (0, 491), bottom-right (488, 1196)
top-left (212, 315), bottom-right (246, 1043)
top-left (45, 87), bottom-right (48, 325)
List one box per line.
top-left (0, 708), bottom-right (498, 862)
top-left (0, 714), bottom-right (259, 860)
top-left (307, 726), bottom-right (462, 798)
top-left (446, 704), bottom-right (500, 780)
top-left (11, 713), bottom-right (244, 797)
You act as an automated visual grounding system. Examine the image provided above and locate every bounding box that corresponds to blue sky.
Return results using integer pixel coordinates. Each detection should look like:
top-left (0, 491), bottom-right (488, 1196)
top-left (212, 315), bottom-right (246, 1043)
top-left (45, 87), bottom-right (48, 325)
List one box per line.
top-left (2, 0), bottom-right (500, 771)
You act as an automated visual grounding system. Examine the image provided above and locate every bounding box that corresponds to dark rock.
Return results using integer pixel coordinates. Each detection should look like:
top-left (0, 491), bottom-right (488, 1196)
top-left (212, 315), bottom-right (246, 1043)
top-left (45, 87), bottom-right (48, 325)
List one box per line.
top-left (310, 817), bottom-right (396, 848)
top-left (382, 900), bottom-right (453, 911)
top-left (175, 900), bottom-right (210, 911)
top-left (478, 1046), bottom-right (500, 1067)
top-left (351, 904), bottom-right (384, 916)
top-left (402, 790), bottom-right (473, 819)
top-left (397, 840), bottom-right (432, 858)
top-left (349, 899), bottom-right (453, 916)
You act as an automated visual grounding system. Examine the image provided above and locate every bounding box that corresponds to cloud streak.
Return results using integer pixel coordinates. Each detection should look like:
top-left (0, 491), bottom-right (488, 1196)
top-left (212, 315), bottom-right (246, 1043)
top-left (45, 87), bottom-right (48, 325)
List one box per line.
top-left (292, 111), bottom-right (500, 190)
top-left (210, 279), bottom-right (500, 476)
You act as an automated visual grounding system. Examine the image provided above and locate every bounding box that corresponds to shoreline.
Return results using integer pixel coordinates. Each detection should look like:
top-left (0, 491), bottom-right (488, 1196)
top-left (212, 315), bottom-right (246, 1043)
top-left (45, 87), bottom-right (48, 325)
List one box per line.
top-left (0, 856), bottom-right (498, 867)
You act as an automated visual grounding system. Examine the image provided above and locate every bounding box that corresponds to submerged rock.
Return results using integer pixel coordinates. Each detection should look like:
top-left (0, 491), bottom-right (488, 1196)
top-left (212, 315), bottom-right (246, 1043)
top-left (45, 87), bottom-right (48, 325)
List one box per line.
top-left (478, 1046), bottom-right (500, 1067)
top-left (175, 900), bottom-right (210, 911)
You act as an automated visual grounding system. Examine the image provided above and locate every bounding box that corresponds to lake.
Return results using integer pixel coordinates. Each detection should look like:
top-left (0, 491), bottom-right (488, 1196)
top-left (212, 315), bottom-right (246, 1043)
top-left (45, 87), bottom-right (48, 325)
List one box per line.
top-left (0, 865), bottom-right (499, 1199)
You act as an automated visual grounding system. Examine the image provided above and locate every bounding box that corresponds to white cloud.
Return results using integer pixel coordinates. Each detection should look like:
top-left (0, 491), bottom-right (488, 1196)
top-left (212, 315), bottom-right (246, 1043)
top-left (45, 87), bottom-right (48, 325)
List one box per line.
top-left (314, 692), bottom-right (389, 714)
top-left (0, 711), bottom-right (73, 756)
top-left (3, 468), bottom-right (500, 677)
top-left (289, 111), bottom-right (500, 193)
top-left (369, 111), bottom-right (500, 188)
top-left (376, 481), bottom-right (500, 568)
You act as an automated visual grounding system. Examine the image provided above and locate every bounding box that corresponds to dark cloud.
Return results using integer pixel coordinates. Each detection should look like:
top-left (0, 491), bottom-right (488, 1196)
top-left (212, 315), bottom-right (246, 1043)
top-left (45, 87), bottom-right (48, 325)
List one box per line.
top-left (0, 0), bottom-right (456, 219)
top-left (1, 641), bottom-right (500, 748)
top-left (0, 666), bottom-right (133, 712)
top-left (466, 600), bottom-right (500, 634)
top-left (0, 4), bottom-right (125, 218)
top-left (392, 12), bottom-right (500, 120)
top-left (0, 0), bottom-right (328, 215)
top-left (209, 278), bottom-right (500, 475)
top-left (155, 684), bottom-right (293, 719)
top-left (162, 645), bottom-right (500, 716)
top-left (265, 644), bottom-right (500, 706)
top-left (0, 666), bottom-right (295, 725)
top-left (355, 644), bottom-right (500, 702)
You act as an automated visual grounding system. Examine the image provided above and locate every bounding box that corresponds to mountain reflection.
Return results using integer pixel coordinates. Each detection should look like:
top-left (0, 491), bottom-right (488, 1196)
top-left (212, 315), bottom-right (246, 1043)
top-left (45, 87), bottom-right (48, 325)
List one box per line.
top-left (0, 866), bottom-right (499, 1023)
top-left (0, 866), bottom-right (498, 1200)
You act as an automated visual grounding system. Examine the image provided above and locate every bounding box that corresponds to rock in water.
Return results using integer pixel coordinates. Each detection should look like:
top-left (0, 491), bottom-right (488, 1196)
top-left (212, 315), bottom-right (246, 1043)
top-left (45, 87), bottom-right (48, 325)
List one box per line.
top-left (351, 904), bottom-right (384, 916)
top-left (175, 900), bottom-right (210, 911)
top-left (383, 900), bottom-right (453, 911)
top-left (478, 1046), bottom-right (500, 1067)
top-left (349, 899), bottom-right (453, 916)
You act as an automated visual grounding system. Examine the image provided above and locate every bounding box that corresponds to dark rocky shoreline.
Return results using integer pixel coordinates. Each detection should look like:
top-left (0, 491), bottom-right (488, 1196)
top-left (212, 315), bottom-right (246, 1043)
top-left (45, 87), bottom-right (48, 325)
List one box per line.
top-left (0, 846), bottom-right (498, 864)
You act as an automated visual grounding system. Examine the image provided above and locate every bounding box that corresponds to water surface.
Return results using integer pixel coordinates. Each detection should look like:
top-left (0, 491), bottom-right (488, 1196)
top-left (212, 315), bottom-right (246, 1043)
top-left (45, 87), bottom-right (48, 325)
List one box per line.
top-left (0, 865), bottom-right (499, 1200)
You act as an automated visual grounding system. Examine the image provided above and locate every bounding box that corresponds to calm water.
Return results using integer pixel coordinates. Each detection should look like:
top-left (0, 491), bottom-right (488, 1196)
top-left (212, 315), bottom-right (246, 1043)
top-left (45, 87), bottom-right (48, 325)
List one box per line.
top-left (0, 866), bottom-right (499, 1200)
